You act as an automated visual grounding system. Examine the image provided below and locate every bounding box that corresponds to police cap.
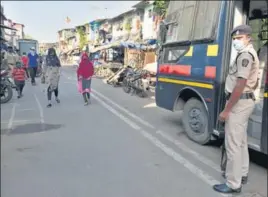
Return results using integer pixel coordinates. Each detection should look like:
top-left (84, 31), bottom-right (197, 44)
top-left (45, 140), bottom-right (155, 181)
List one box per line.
top-left (231, 24), bottom-right (252, 36)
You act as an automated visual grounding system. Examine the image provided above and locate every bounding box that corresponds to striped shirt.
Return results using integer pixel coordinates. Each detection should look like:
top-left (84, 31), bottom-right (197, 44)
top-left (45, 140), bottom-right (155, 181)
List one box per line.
top-left (12, 68), bottom-right (26, 81)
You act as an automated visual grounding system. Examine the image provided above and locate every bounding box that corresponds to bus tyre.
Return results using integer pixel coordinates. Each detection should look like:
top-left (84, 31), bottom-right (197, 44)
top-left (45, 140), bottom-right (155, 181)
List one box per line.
top-left (182, 98), bottom-right (211, 145)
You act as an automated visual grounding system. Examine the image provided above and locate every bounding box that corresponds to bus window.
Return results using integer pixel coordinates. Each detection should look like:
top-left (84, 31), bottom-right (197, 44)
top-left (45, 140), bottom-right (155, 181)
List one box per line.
top-left (192, 1), bottom-right (221, 40)
top-left (165, 1), bottom-right (221, 43)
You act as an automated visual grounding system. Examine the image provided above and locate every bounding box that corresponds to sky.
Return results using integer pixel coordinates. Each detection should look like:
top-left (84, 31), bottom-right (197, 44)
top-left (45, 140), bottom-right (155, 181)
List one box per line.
top-left (2, 1), bottom-right (139, 43)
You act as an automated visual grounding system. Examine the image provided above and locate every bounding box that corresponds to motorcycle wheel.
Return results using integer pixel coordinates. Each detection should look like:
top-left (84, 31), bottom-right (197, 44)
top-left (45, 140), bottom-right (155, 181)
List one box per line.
top-left (122, 78), bottom-right (131, 93)
top-left (0, 85), bottom-right (13, 104)
top-left (137, 90), bottom-right (147, 98)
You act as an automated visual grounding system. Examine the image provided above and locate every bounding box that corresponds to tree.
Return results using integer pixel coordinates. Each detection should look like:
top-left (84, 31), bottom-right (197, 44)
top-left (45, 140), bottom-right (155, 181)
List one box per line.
top-left (153, 0), bottom-right (170, 18)
top-left (77, 27), bottom-right (87, 50)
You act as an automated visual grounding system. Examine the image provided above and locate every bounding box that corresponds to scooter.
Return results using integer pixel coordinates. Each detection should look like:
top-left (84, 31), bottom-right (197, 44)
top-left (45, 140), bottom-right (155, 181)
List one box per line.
top-left (0, 70), bottom-right (13, 104)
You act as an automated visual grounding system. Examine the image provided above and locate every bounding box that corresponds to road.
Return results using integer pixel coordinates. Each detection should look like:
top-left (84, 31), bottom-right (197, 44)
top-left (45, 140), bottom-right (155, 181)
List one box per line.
top-left (1, 67), bottom-right (267, 197)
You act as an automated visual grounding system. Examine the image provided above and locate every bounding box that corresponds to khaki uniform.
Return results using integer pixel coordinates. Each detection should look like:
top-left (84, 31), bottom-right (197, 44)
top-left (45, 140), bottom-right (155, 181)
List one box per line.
top-left (5, 52), bottom-right (16, 70)
top-left (225, 44), bottom-right (259, 189)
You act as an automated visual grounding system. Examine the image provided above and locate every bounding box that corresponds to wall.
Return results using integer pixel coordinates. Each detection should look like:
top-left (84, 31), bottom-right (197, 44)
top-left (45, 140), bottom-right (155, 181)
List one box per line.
top-left (142, 4), bottom-right (155, 40)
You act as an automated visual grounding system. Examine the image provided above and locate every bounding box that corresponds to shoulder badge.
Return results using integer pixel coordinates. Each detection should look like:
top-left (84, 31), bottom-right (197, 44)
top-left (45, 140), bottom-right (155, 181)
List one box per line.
top-left (242, 59), bottom-right (249, 67)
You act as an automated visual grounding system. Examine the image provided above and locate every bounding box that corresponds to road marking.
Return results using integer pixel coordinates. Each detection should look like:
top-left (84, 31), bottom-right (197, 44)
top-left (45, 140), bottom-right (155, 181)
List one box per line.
top-left (92, 93), bottom-right (226, 197)
top-left (93, 88), bottom-right (222, 171)
top-left (156, 130), bottom-right (221, 173)
top-left (6, 103), bottom-right (16, 134)
top-left (92, 89), bottom-right (155, 129)
top-left (1, 119), bottom-right (41, 124)
top-left (64, 74), bottom-right (223, 176)
top-left (34, 94), bottom-right (45, 125)
top-left (143, 102), bottom-right (157, 108)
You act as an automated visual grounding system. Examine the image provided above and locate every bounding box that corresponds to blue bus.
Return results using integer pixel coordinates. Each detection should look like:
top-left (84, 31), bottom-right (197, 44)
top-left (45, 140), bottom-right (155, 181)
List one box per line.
top-left (156, 1), bottom-right (267, 154)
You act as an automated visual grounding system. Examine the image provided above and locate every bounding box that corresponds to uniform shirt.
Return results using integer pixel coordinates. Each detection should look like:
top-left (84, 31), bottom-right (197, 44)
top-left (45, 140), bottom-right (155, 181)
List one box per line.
top-left (5, 52), bottom-right (16, 65)
top-left (27, 53), bottom-right (39, 67)
top-left (12, 68), bottom-right (26, 81)
top-left (225, 44), bottom-right (259, 93)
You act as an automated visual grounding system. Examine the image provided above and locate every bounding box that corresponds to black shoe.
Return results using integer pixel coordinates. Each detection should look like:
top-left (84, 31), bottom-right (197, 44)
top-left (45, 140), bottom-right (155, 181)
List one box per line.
top-left (17, 95), bottom-right (21, 99)
top-left (222, 173), bottom-right (248, 184)
top-left (47, 103), bottom-right (52, 108)
top-left (213, 183), bottom-right (241, 194)
top-left (241, 176), bottom-right (248, 184)
top-left (55, 98), bottom-right (60, 103)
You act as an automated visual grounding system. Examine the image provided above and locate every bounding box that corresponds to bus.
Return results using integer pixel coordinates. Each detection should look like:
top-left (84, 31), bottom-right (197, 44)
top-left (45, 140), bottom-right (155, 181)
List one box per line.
top-left (155, 0), bottom-right (267, 154)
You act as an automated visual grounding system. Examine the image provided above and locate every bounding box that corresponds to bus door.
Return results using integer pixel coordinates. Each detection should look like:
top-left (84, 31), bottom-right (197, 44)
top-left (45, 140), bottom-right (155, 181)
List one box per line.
top-left (261, 68), bottom-right (268, 154)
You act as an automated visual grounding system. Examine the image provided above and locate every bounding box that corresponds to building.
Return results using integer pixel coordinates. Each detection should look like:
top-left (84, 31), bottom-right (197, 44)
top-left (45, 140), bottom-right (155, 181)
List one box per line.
top-left (1, 6), bottom-right (18, 49)
top-left (133, 1), bottom-right (155, 40)
top-left (39, 42), bottom-right (59, 54)
top-left (58, 28), bottom-right (76, 52)
top-left (13, 23), bottom-right (25, 40)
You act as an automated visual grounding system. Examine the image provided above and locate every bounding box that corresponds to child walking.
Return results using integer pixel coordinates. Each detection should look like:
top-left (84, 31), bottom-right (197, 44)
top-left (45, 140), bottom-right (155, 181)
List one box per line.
top-left (12, 61), bottom-right (26, 98)
top-left (76, 53), bottom-right (94, 105)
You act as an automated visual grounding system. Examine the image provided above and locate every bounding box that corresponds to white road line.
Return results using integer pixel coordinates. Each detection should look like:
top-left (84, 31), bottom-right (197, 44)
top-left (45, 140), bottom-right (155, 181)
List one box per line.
top-left (63, 74), bottom-right (223, 176)
top-left (1, 119), bottom-right (41, 124)
top-left (156, 130), bottom-right (222, 173)
top-left (7, 103), bottom-right (16, 133)
top-left (92, 93), bottom-right (226, 197)
top-left (92, 89), bottom-right (155, 129)
top-left (34, 94), bottom-right (45, 124)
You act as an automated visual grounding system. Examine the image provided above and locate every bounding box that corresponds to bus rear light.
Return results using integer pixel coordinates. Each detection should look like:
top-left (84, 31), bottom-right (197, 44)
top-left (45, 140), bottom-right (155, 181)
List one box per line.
top-left (205, 66), bottom-right (216, 79)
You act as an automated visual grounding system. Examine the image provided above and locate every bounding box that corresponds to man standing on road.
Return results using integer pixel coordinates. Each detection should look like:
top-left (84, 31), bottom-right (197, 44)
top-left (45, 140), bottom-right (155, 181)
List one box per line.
top-left (5, 46), bottom-right (16, 71)
top-left (27, 47), bottom-right (39, 85)
top-left (213, 25), bottom-right (259, 194)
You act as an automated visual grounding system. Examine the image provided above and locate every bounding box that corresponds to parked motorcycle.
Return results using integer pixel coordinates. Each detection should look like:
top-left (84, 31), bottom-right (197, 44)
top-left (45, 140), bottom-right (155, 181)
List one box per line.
top-left (122, 69), bottom-right (150, 98)
top-left (0, 70), bottom-right (13, 104)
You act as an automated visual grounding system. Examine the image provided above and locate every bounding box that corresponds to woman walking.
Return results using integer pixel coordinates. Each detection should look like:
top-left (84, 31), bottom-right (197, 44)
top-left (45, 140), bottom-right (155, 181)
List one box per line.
top-left (77, 53), bottom-right (94, 105)
top-left (43, 47), bottom-right (61, 108)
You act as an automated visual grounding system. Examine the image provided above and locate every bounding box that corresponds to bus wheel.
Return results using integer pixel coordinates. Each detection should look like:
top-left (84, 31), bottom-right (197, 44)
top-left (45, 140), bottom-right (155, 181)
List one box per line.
top-left (182, 98), bottom-right (210, 145)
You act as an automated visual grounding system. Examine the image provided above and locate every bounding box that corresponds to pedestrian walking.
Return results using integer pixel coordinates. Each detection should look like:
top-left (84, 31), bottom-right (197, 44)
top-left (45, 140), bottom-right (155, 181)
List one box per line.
top-left (76, 53), bottom-right (94, 106)
top-left (27, 47), bottom-right (39, 85)
top-left (21, 52), bottom-right (29, 78)
top-left (213, 24), bottom-right (260, 194)
top-left (42, 47), bottom-right (61, 108)
top-left (12, 61), bottom-right (26, 99)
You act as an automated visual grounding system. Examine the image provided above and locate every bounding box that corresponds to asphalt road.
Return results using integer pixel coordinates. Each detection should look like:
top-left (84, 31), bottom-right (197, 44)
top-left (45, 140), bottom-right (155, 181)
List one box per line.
top-left (1, 67), bottom-right (267, 197)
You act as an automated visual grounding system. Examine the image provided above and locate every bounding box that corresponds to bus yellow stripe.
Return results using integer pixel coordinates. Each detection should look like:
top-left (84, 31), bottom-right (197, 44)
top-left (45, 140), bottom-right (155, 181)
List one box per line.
top-left (184, 46), bottom-right (193, 57)
top-left (158, 77), bottom-right (213, 89)
top-left (207, 44), bottom-right (219, 56)
top-left (264, 92), bottom-right (268, 98)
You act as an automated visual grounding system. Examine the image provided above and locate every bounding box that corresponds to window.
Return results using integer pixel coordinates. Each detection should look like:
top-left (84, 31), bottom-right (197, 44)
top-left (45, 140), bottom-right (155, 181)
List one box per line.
top-left (164, 46), bottom-right (189, 63)
top-left (164, 1), bottom-right (221, 43)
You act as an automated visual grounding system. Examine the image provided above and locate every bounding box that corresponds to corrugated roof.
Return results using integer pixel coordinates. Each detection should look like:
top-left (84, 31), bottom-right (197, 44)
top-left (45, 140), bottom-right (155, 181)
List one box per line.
top-left (109, 9), bottom-right (136, 21)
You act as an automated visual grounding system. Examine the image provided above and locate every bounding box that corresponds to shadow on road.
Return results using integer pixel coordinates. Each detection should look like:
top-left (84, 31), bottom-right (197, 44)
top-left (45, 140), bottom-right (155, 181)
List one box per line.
top-left (1, 123), bottom-right (63, 135)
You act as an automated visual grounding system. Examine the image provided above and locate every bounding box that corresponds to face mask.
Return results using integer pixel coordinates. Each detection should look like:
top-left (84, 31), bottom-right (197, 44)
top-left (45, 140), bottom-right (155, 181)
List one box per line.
top-left (232, 39), bottom-right (245, 51)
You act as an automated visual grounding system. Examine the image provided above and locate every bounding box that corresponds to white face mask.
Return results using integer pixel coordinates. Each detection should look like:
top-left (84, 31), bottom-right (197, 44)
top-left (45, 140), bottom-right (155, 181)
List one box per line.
top-left (232, 39), bottom-right (245, 51)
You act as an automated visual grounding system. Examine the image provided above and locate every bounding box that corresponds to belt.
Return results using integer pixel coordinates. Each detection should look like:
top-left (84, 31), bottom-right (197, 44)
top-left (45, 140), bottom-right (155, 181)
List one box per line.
top-left (225, 92), bottom-right (255, 100)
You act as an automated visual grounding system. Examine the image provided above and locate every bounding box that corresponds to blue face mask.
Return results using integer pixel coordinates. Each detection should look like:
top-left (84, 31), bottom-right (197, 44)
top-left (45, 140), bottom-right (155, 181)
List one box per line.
top-left (232, 39), bottom-right (245, 51)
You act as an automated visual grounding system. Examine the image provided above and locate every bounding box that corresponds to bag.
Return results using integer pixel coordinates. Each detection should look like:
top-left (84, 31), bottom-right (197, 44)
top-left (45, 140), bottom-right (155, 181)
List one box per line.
top-left (77, 80), bottom-right (83, 93)
top-left (41, 74), bottom-right (45, 84)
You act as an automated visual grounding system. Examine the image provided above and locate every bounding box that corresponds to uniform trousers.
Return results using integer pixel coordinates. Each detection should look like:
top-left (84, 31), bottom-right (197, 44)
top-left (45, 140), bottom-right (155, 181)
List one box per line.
top-left (225, 98), bottom-right (255, 189)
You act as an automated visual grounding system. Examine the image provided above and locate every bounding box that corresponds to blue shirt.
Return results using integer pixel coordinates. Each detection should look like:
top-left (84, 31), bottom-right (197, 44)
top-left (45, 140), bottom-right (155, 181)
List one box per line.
top-left (27, 53), bottom-right (39, 67)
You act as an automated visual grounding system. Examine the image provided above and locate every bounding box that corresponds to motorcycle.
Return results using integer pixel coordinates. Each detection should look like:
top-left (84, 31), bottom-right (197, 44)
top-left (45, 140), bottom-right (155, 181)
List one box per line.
top-left (122, 69), bottom-right (150, 98)
top-left (0, 70), bottom-right (13, 104)
top-left (107, 66), bottom-right (133, 87)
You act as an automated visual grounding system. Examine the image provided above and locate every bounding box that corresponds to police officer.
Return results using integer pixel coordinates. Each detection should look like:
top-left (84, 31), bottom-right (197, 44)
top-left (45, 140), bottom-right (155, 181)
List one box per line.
top-left (213, 24), bottom-right (259, 194)
top-left (5, 46), bottom-right (16, 70)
